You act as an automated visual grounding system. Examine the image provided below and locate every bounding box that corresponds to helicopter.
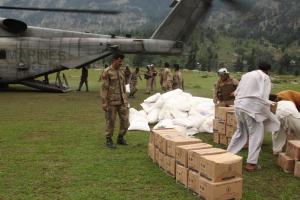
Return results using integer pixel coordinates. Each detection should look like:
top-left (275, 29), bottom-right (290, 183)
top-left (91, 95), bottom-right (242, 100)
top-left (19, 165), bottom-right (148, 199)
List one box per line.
top-left (0, 0), bottom-right (248, 92)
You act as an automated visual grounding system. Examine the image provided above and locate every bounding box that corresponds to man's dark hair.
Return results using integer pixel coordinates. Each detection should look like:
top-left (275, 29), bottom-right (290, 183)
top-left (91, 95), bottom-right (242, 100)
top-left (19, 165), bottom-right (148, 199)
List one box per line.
top-left (258, 62), bottom-right (271, 71)
top-left (269, 94), bottom-right (278, 102)
top-left (164, 62), bottom-right (170, 68)
top-left (174, 64), bottom-right (180, 71)
top-left (112, 52), bottom-right (125, 60)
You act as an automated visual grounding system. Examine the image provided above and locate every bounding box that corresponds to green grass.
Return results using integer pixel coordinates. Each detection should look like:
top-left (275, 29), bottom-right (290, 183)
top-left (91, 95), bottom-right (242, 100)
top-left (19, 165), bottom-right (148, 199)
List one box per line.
top-left (0, 69), bottom-right (300, 200)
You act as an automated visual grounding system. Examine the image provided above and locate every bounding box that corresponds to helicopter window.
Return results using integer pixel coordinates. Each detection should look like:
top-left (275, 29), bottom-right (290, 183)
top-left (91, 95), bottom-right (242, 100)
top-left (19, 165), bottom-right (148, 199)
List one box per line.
top-left (0, 49), bottom-right (6, 59)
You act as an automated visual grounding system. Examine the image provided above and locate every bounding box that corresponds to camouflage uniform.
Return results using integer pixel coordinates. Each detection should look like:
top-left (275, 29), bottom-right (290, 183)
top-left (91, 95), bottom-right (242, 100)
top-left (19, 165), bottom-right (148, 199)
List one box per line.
top-left (124, 67), bottom-right (132, 84)
top-left (213, 76), bottom-right (239, 106)
top-left (101, 65), bottom-right (129, 138)
top-left (129, 71), bottom-right (142, 97)
top-left (162, 68), bottom-right (173, 92)
top-left (159, 68), bottom-right (164, 90)
top-left (172, 70), bottom-right (184, 90)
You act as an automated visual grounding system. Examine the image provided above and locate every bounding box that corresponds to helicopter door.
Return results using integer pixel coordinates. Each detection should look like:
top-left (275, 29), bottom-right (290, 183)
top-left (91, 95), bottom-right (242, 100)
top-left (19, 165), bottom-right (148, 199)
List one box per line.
top-left (0, 49), bottom-right (6, 59)
top-left (16, 39), bottom-right (30, 80)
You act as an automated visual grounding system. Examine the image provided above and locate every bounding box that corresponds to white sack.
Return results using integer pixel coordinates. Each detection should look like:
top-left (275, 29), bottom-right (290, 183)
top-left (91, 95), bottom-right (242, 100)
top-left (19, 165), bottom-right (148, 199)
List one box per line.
top-left (198, 115), bottom-right (214, 133)
top-left (144, 93), bottom-right (161, 104)
top-left (153, 119), bottom-right (175, 129)
top-left (158, 105), bottom-right (173, 120)
top-left (186, 127), bottom-right (200, 136)
top-left (172, 118), bottom-right (193, 128)
top-left (147, 108), bottom-right (160, 124)
top-left (128, 108), bottom-right (150, 131)
top-left (187, 115), bottom-right (207, 129)
top-left (140, 102), bottom-right (155, 113)
top-left (276, 100), bottom-right (300, 119)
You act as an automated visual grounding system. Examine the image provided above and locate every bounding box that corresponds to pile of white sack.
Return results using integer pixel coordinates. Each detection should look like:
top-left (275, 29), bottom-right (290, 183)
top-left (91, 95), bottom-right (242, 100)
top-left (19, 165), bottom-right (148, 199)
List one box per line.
top-left (128, 89), bottom-right (215, 136)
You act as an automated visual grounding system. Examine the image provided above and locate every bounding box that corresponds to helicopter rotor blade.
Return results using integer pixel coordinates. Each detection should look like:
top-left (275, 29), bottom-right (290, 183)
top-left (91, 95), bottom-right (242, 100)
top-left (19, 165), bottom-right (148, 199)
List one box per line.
top-left (198, 0), bottom-right (214, 21)
top-left (219, 0), bottom-right (252, 12)
top-left (0, 6), bottom-right (121, 15)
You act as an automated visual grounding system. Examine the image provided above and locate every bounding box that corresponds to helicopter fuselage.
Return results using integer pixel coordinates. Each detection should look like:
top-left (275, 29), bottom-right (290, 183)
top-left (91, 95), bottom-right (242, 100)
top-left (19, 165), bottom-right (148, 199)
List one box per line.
top-left (0, 35), bottom-right (182, 83)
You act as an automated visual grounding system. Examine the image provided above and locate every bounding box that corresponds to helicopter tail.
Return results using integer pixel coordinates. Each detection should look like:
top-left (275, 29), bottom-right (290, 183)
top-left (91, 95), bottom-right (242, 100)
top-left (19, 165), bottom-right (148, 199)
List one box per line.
top-left (151, 0), bottom-right (209, 43)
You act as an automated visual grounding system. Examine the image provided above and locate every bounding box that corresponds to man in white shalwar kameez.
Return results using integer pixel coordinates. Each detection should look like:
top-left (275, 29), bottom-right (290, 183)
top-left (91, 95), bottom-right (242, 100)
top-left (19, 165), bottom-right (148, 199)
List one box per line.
top-left (227, 62), bottom-right (280, 172)
top-left (272, 100), bottom-right (300, 155)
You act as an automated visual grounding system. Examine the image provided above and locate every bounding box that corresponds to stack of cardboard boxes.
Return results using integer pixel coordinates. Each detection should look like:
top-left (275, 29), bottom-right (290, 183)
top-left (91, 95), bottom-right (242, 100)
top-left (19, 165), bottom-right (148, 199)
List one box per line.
top-left (213, 106), bottom-right (237, 145)
top-left (277, 140), bottom-right (300, 178)
top-left (148, 128), bottom-right (244, 199)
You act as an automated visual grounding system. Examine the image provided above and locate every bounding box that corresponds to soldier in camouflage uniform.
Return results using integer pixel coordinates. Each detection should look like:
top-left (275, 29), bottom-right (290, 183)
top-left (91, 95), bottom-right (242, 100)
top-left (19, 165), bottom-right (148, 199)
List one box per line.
top-left (124, 65), bottom-right (132, 84)
top-left (172, 64), bottom-right (184, 90)
top-left (101, 53), bottom-right (129, 149)
top-left (161, 62), bottom-right (173, 92)
top-left (213, 68), bottom-right (239, 107)
top-left (129, 67), bottom-right (142, 97)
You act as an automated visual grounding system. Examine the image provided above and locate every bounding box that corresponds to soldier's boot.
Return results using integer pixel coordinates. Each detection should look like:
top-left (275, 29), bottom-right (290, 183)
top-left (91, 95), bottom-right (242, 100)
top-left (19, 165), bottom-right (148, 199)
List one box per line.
top-left (106, 137), bottom-right (116, 149)
top-left (117, 135), bottom-right (128, 145)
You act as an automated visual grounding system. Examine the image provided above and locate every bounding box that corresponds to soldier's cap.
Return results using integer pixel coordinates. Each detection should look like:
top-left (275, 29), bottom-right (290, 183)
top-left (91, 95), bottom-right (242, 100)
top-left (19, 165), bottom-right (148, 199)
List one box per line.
top-left (218, 68), bottom-right (229, 75)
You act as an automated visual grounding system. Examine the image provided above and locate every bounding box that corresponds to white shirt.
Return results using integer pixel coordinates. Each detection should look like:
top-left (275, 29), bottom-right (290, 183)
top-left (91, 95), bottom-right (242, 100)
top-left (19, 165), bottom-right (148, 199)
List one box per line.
top-left (234, 70), bottom-right (279, 131)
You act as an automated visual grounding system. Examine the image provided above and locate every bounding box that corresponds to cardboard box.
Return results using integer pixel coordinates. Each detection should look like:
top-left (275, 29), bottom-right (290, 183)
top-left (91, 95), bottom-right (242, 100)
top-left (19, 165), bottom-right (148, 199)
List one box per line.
top-left (287, 132), bottom-right (298, 141)
top-left (213, 132), bottom-right (220, 144)
top-left (152, 128), bottom-right (180, 148)
top-left (175, 143), bottom-right (211, 167)
top-left (157, 132), bottom-right (184, 153)
top-left (199, 176), bottom-right (243, 200)
top-left (165, 155), bottom-right (176, 176)
top-left (166, 136), bottom-right (201, 157)
top-left (176, 164), bottom-right (188, 186)
top-left (213, 119), bottom-right (226, 135)
top-left (277, 152), bottom-right (295, 173)
top-left (154, 146), bottom-right (160, 165)
top-left (226, 124), bottom-right (237, 137)
top-left (199, 152), bottom-right (242, 182)
top-left (158, 134), bottom-right (179, 153)
top-left (215, 106), bottom-right (234, 121)
top-left (148, 143), bottom-right (155, 162)
top-left (158, 150), bottom-right (165, 169)
top-left (188, 148), bottom-right (226, 172)
top-left (219, 134), bottom-right (228, 145)
top-left (188, 170), bottom-right (200, 194)
top-left (294, 161), bottom-right (300, 178)
top-left (226, 111), bottom-right (237, 126)
top-left (149, 131), bottom-right (155, 145)
top-left (286, 140), bottom-right (300, 160)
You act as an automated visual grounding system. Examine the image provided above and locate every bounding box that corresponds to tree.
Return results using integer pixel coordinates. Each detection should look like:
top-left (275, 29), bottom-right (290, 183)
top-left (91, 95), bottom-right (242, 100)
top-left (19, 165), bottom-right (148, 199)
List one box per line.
top-left (186, 43), bottom-right (199, 69)
top-left (247, 48), bottom-right (256, 72)
top-left (279, 53), bottom-right (291, 74)
top-left (234, 56), bottom-right (244, 72)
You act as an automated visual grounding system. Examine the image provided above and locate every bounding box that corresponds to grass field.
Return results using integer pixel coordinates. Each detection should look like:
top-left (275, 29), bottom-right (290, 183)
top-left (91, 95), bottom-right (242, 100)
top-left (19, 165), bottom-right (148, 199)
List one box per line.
top-left (0, 69), bottom-right (300, 200)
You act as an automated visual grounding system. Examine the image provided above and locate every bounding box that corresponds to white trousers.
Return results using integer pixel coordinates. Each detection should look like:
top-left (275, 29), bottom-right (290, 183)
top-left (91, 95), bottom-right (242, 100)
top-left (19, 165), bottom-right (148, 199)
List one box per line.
top-left (227, 108), bottom-right (264, 164)
top-left (272, 115), bottom-right (300, 153)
